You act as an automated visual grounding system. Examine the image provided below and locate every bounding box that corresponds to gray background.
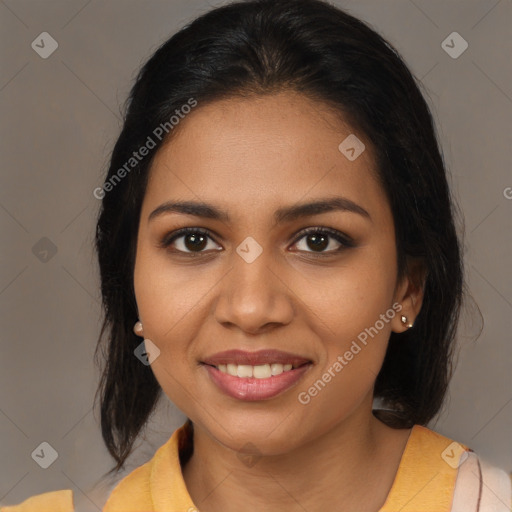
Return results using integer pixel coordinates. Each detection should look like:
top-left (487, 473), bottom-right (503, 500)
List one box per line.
top-left (1, 0), bottom-right (511, 510)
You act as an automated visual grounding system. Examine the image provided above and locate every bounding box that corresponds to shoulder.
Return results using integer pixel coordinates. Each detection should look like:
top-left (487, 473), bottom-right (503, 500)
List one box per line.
top-left (1, 424), bottom-right (189, 512)
top-left (103, 422), bottom-right (194, 511)
top-left (400, 424), bottom-right (471, 469)
top-left (410, 425), bottom-right (512, 511)
top-left (0, 490), bottom-right (74, 512)
top-left (102, 458), bottom-right (154, 511)
top-left (102, 425), bottom-right (186, 512)
top-left (452, 450), bottom-right (512, 512)
top-left (379, 424), bottom-right (511, 512)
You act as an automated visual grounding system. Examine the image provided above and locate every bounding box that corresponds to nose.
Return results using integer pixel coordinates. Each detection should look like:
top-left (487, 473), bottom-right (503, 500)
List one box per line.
top-left (214, 247), bottom-right (295, 335)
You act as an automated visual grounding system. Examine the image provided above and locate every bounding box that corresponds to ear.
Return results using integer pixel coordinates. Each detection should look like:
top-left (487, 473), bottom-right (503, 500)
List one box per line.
top-left (391, 258), bottom-right (427, 333)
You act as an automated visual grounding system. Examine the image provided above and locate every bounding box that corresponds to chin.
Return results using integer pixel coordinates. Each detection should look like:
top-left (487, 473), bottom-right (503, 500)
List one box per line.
top-left (202, 412), bottom-right (307, 455)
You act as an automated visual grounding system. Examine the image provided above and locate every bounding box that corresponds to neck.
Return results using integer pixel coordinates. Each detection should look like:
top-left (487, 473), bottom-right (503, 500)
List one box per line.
top-left (182, 403), bottom-right (411, 512)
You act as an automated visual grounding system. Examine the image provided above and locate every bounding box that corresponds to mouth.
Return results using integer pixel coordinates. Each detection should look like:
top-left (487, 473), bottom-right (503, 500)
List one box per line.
top-left (201, 349), bottom-right (312, 375)
top-left (202, 361), bottom-right (309, 378)
top-left (200, 349), bottom-right (313, 400)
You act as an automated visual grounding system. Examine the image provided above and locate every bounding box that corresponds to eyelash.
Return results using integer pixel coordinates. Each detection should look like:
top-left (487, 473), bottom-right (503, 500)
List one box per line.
top-left (158, 226), bottom-right (355, 257)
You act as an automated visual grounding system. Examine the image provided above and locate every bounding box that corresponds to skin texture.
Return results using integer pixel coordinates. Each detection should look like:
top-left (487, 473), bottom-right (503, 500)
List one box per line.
top-left (133, 91), bottom-right (425, 512)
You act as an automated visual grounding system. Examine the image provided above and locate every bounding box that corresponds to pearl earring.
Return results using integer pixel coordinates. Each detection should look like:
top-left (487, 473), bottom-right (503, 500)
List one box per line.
top-left (401, 315), bottom-right (414, 329)
top-left (133, 321), bottom-right (144, 335)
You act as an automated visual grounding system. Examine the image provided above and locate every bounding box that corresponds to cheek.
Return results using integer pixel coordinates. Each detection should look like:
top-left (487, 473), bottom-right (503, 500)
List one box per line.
top-left (134, 256), bottom-right (203, 409)
top-left (295, 248), bottom-right (397, 342)
top-left (327, 273), bottom-right (395, 346)
top-left (133, 245), bottom-right (214, 343)
top-left (294, 245), bottom-right (397, 397)
top-left (295, 267), bottom-right (396, 420)
top-left (133, 247), bottom-right (223, 410)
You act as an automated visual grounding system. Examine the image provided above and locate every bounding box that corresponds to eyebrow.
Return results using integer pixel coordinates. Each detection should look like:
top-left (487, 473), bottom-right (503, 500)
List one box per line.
top-left (148, 197), bottom-right (371, 224)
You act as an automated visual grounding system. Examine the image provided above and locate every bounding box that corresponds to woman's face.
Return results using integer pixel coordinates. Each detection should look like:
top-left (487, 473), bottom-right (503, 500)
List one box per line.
top-left (133, 91), bottom-right (414, 455)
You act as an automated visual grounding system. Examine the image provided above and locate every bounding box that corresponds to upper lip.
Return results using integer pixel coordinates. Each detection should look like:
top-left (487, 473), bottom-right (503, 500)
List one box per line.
top-left (201, 349), bottom-right (312, 367)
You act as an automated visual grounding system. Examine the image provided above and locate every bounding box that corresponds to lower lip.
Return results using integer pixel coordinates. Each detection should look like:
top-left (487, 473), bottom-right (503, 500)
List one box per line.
top-left (203, 364), bottom-right (312, 401)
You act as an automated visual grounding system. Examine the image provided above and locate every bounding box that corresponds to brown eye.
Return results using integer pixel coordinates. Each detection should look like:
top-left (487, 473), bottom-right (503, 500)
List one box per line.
top-left (292, 227), bottom-right (354, 254)
top-left (183, 232), bottom-right (208, 251)
top-left (160, 228), bottom-right (222, 254)
top-left (304, 232), bottom-right (329, 251)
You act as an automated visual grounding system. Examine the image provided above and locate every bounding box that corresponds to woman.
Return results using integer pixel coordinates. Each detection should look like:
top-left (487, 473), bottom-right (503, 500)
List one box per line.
top-left (3, 0), bottom-right (510, 510)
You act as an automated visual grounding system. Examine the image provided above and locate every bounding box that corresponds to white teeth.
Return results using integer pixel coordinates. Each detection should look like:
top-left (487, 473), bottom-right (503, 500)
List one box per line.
top-left (236, 365), bottom-right (253, 378)
top-left (215, 363), bottom-right (297, 378)
top-left (270, 363), bottom-right (283, 375)
top-left (253, 364), bottom-right (271, 379)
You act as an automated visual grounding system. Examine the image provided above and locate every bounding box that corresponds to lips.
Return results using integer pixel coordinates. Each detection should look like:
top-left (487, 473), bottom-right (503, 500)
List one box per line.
top-left (200, 349), bottom-right (313, 401)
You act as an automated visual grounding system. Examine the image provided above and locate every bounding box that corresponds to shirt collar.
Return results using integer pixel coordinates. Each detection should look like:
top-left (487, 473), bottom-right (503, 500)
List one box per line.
top-left (105, 421), bottom-right (464, 512)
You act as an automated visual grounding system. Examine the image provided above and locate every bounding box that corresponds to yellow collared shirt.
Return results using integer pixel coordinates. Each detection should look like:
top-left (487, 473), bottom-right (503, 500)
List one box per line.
top-left (2, 422), bottom-right (511, 511)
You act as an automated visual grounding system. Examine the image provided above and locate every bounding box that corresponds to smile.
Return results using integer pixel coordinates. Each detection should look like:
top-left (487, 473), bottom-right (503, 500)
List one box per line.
top-left (215, 362), bottom-right (299, 378)
top-left (200, 349), bottom-right (313, 400)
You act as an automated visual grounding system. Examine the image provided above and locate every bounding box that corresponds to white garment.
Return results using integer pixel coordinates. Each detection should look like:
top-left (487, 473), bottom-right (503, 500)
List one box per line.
top-left (451, 451), bottom-right (512, 512)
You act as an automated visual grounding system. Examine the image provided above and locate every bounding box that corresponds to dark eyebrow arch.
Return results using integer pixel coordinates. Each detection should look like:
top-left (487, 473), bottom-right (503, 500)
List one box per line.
top-left (148, 197), bottom-right (371, 224)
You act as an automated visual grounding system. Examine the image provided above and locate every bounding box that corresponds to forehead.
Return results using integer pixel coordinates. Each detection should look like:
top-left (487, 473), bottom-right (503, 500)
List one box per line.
top-left (143, 91), bottom-right (388, 225)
